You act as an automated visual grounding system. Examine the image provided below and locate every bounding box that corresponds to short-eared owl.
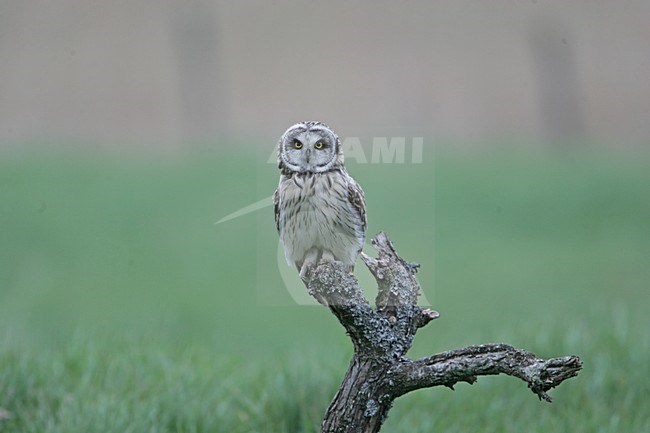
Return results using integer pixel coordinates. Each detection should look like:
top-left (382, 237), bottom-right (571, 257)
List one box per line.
top-left (274, 121), bottom-right (366, 281)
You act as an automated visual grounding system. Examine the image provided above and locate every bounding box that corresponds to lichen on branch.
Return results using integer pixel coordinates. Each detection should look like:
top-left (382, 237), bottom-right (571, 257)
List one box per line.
top-left (305, 232), bottom-right (582, 433)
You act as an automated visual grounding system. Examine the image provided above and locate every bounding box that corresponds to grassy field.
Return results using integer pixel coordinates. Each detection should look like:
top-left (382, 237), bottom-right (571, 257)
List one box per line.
top-left (1, 144), bottom-right (649, 432)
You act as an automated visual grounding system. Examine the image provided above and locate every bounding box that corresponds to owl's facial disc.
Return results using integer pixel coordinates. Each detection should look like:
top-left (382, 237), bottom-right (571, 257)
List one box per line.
top-left (280, 123), bottom-right (339, 173)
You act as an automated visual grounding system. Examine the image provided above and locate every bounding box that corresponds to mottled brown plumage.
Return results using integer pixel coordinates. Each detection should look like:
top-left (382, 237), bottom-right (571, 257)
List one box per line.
top-left (274, 122), bottom-right (366, 280)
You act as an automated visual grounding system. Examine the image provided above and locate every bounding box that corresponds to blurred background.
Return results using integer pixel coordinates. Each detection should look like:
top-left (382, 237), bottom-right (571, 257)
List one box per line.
top-left (2, 0), bottom-right (650, 147)
top-left (1, 1), bottom-right (649, 432)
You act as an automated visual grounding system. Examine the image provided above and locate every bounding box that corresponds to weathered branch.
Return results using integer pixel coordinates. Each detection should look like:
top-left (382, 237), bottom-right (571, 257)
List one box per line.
top-left (308, 265), bottom-right (398, 358)
top-left (392, 344), bottom-right (583, 402)
top-left (306, 232), bottom-right (582, 433)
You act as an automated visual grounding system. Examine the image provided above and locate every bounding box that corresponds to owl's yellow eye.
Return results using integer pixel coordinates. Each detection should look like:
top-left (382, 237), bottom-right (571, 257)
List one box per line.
top-left (293, 139), bottom-right (303, 149)
top-left (315, 141), bottom-right (324, 149)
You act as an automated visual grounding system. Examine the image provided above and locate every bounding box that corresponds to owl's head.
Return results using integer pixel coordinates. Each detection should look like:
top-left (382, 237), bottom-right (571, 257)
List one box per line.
top-left (277, 121), bottom-right (344, 174)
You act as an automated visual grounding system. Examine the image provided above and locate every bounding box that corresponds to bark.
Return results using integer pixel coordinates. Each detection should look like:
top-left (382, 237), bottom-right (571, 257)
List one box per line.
top-left (306, 232), bottom-right (582, 433)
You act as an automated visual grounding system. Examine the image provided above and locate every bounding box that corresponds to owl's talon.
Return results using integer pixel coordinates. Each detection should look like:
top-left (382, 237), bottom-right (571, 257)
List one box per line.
top-left (299, 263), bottom-right (315, 284)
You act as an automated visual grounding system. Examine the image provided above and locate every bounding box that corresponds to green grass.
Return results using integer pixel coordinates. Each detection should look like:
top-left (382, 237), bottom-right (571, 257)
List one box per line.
top-left (1, 145), bottom-right (649, 432)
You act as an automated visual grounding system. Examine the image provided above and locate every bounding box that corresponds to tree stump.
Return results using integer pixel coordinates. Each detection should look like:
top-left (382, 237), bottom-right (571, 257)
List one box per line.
top-left (306, 232), bottom-right (582, 433)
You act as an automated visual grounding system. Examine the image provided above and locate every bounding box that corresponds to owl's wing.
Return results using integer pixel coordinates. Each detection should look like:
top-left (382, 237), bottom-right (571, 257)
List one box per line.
top-left (273, 188), bottom-right (280, 233)
top-left (347, 178), bottom-right (367, 232)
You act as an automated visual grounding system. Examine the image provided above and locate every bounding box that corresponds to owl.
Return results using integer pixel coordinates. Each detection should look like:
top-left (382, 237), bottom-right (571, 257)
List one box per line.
top-left (274, 121), bottom-right (367, 282)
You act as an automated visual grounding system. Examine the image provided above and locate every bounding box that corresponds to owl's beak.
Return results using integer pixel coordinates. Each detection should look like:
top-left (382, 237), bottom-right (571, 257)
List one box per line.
top-left (305, 148), bottom-right (312, 163)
